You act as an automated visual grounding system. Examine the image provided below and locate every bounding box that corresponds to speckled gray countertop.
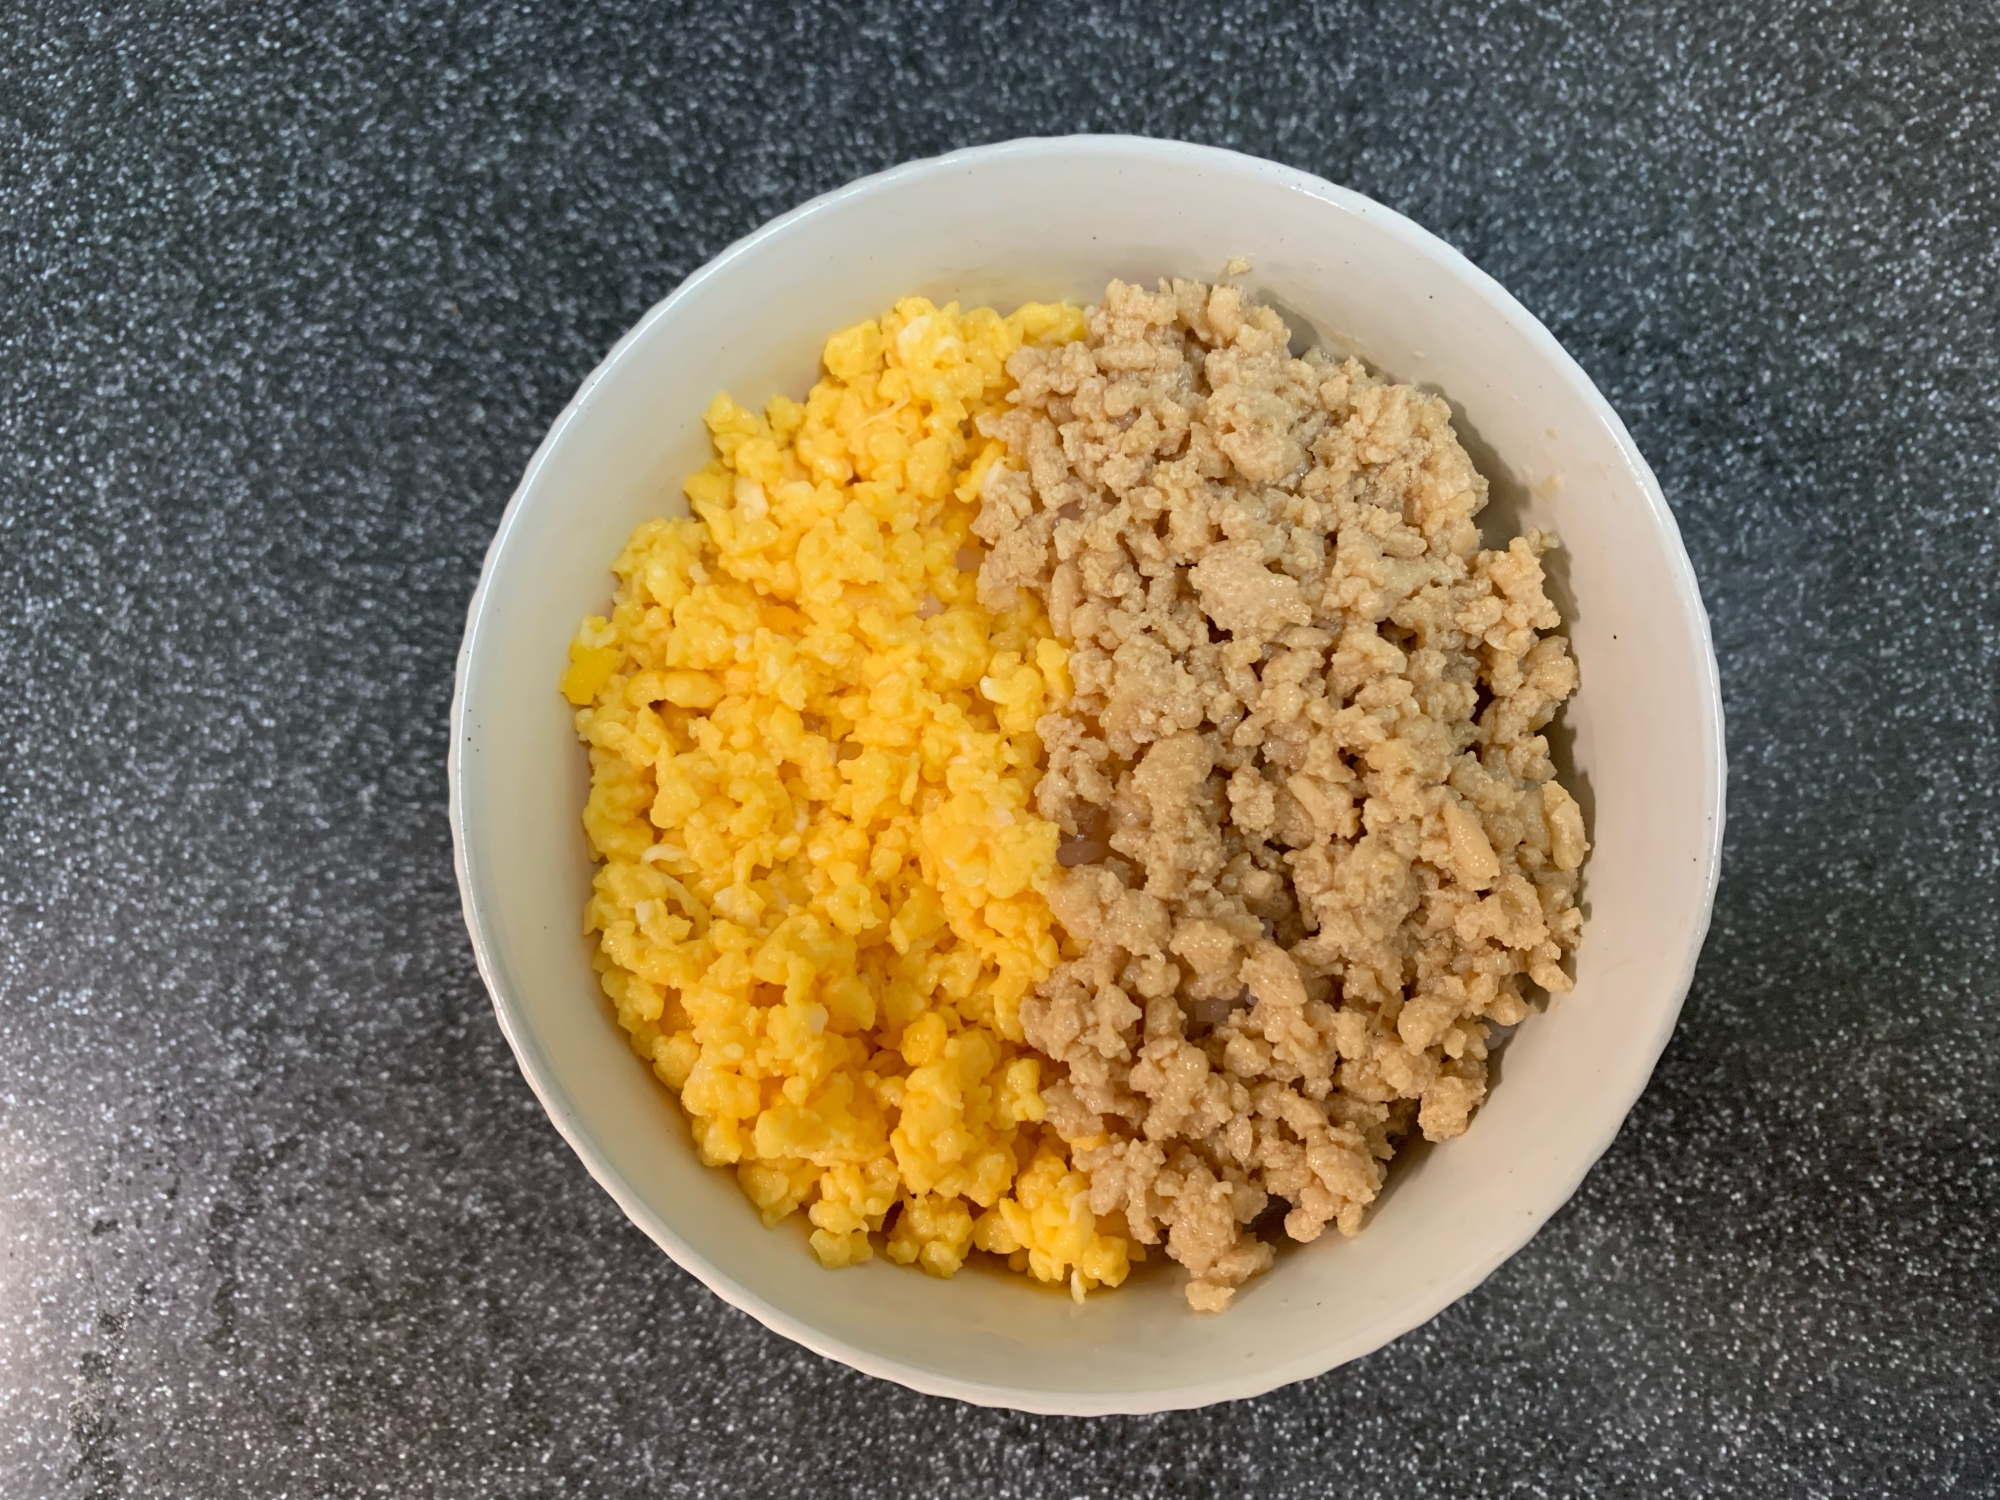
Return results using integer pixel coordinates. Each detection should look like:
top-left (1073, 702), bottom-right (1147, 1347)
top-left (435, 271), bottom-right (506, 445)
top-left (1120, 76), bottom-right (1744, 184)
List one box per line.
top-left (3, 2), bottom-right (1996, 1496)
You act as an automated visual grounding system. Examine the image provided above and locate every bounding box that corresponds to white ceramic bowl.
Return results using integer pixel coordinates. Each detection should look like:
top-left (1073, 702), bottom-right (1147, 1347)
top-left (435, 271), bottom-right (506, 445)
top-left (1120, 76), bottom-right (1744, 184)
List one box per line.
top-left (450, 136), bottom-right (1725, 1414)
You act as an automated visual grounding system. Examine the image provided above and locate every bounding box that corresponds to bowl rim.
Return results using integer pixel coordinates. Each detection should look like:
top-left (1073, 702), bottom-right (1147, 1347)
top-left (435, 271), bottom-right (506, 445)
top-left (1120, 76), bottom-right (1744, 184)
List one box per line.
top-left (448, 132), bottom-right (1728, 1415)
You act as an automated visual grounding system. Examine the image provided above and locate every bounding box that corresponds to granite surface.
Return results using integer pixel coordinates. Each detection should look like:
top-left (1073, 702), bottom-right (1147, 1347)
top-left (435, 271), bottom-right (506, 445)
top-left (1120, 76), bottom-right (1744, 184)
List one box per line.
top-left (3, 1), bottom-right (1997, 1495)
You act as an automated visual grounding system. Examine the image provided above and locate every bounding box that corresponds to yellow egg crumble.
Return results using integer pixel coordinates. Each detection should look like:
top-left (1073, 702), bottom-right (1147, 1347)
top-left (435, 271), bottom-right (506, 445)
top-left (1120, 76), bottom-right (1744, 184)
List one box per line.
top-left (561, 297), bottom-right (1134, 1298)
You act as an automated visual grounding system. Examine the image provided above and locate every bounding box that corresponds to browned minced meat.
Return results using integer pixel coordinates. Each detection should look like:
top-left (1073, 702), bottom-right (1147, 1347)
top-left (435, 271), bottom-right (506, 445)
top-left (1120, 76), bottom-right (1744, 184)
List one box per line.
top-left (973, 277), bottom-right (1587, 1311)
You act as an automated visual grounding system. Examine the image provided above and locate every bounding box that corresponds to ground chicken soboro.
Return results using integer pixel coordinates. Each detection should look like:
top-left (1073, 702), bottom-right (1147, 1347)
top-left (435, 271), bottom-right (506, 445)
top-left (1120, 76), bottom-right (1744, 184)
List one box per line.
top-left (562, 297), bottom-right (1132, 1299)
top-left (973, 277), bottom-right (1588, 1311)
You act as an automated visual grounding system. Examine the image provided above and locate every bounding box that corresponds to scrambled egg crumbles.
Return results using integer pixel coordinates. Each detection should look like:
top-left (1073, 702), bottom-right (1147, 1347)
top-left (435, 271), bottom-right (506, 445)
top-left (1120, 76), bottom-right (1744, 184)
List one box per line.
top-left (561, 297), bottom-right (1134, 1298)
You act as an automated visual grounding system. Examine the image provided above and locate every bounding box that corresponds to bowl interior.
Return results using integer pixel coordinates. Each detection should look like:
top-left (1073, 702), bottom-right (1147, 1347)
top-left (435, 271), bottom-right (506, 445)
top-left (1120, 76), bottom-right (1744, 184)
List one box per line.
top-left (452, 138), bottom-right (1722, 1414)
